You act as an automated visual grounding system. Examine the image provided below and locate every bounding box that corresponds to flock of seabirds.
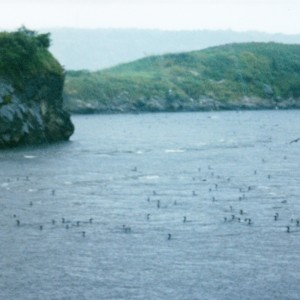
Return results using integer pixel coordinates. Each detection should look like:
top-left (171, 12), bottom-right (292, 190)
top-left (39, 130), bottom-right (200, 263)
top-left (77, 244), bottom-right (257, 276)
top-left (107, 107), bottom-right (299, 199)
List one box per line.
top-left (6, 136), bottom-right (300, 240)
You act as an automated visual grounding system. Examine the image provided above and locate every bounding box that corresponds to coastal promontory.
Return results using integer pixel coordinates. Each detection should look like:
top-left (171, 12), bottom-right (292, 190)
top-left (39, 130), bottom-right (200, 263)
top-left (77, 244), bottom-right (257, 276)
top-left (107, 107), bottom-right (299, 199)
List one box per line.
top-left (64, 42), bottom-right (300, 113)
top-left (0, 28), bottom-right (74, 148)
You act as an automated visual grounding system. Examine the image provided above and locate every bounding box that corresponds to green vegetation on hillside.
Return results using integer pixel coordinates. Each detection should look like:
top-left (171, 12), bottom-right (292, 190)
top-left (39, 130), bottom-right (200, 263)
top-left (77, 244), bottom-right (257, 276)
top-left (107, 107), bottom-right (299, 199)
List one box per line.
top-left (64, 42), bottom-right (300, 113)
top-left (0, 27), bottom-right (63, 91)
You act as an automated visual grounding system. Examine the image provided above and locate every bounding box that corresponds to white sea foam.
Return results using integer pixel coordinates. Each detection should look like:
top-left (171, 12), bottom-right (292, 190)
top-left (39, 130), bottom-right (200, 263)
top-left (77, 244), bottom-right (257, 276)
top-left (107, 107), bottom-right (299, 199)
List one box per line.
top-left (24, 155), bottom-right (36, 159)
top-left (64, 181), bottom-right (73, 185)
top-left (164, 149), bottom-right (185, 153)
top-left (139, 175), bottom-right (160, 180)
top-left (135, 150), bottom-right (143, 154)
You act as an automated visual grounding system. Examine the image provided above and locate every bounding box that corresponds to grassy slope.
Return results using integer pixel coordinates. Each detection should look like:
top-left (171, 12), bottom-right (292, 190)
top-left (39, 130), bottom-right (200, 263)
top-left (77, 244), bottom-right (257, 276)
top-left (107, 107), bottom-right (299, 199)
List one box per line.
top-left (64, 42), bottom-right (300, 112)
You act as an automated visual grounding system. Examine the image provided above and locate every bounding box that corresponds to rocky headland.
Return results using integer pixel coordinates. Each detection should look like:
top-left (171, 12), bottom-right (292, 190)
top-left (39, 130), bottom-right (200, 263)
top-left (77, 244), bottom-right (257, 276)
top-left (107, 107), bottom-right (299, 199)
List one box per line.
top-left (0, 28), bottom-right (74, 148)
top-left (64, 42), bottom-right (300, 114)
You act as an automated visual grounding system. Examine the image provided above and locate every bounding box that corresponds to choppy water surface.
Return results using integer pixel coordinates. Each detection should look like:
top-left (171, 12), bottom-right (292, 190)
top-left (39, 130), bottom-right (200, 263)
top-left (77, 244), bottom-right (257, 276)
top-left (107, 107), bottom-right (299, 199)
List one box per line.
top-left (1, 110), bottom-right (300, 300)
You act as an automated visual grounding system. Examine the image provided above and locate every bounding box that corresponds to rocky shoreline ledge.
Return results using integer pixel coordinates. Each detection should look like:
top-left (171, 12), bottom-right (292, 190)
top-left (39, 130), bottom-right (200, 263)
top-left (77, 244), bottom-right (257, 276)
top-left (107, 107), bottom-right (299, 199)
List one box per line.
top-left (65, 95), bottom-right (300, 114)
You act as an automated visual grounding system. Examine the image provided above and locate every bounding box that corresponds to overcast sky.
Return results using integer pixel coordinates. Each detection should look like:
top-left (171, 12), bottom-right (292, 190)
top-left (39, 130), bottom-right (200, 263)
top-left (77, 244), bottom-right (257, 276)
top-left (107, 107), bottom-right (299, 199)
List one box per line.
top-left (1, 0), bottom-right (299, 34)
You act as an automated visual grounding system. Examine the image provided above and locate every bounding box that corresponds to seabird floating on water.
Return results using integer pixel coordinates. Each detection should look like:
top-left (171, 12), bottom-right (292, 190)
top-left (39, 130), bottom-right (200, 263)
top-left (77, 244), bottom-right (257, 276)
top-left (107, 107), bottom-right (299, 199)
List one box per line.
top-left (290, 137), bottom-right (300, 144)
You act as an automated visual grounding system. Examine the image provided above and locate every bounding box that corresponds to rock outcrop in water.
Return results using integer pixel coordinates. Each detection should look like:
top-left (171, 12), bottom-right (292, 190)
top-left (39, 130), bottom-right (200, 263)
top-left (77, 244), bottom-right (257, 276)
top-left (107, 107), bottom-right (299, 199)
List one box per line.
top-left (0, 28), bottom-right (74, 148)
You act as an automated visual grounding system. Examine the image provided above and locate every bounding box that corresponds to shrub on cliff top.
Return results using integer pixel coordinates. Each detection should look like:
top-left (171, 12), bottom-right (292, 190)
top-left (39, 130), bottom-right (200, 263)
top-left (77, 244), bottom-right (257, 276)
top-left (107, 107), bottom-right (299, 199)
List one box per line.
top-left (0, 27), bottom-right (63, 89)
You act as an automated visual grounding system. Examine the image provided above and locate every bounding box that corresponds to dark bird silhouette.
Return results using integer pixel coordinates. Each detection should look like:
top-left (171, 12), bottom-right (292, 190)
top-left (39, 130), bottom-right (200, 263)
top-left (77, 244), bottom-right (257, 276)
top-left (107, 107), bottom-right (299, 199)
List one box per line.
top-left (290, 137), bottom-right (300, 144)
top-left (122, 225), bottom-right (131, 233)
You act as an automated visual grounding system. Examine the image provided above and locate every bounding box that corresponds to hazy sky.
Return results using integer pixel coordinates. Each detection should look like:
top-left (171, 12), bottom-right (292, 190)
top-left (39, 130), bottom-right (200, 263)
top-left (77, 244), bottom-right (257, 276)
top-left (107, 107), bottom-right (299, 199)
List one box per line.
top-left (1, 0), bottom-right (299, 34)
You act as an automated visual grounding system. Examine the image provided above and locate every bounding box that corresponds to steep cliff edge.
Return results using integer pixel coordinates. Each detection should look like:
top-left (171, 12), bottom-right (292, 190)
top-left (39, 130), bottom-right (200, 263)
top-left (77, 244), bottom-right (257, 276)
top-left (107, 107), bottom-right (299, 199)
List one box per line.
top-left (0, 28), bottom-right (74, 148)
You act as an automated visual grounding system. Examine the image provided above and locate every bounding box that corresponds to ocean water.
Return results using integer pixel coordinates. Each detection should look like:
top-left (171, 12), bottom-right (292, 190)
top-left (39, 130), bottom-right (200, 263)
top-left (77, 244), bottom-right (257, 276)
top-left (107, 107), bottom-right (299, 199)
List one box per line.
top-left (1, 110), bottom-right (300, 300)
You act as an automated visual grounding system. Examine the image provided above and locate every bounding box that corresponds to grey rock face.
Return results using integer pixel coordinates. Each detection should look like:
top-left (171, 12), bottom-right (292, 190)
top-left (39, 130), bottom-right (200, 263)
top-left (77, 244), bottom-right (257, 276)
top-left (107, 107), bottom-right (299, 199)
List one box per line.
top-left (0, 79), bottom-right (74, 148)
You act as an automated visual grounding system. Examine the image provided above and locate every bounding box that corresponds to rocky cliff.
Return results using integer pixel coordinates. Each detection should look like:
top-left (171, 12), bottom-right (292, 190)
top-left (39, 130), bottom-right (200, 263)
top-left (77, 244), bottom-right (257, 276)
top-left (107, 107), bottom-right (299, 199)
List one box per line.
top-left (0, 28), bottom-right (74, 148)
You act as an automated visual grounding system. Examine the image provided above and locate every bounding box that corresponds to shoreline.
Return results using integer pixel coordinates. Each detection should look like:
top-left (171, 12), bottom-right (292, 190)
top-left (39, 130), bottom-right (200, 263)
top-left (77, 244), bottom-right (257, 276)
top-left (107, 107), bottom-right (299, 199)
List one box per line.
top-left (67, 100), bottom-right (300, 115)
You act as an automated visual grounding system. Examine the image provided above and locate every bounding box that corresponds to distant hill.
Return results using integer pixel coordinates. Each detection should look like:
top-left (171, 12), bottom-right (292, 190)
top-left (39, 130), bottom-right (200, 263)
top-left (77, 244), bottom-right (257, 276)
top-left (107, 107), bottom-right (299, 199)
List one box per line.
top-left (48, 28), bottom-right (300, 71)
top-left (63, 42), bottom-right (300, 113)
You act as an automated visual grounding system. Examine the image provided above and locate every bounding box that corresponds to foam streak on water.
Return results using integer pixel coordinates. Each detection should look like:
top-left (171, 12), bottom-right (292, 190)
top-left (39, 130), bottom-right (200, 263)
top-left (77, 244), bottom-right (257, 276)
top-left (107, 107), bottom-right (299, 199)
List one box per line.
top-left (1, 111), bottom-right (300, 299)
